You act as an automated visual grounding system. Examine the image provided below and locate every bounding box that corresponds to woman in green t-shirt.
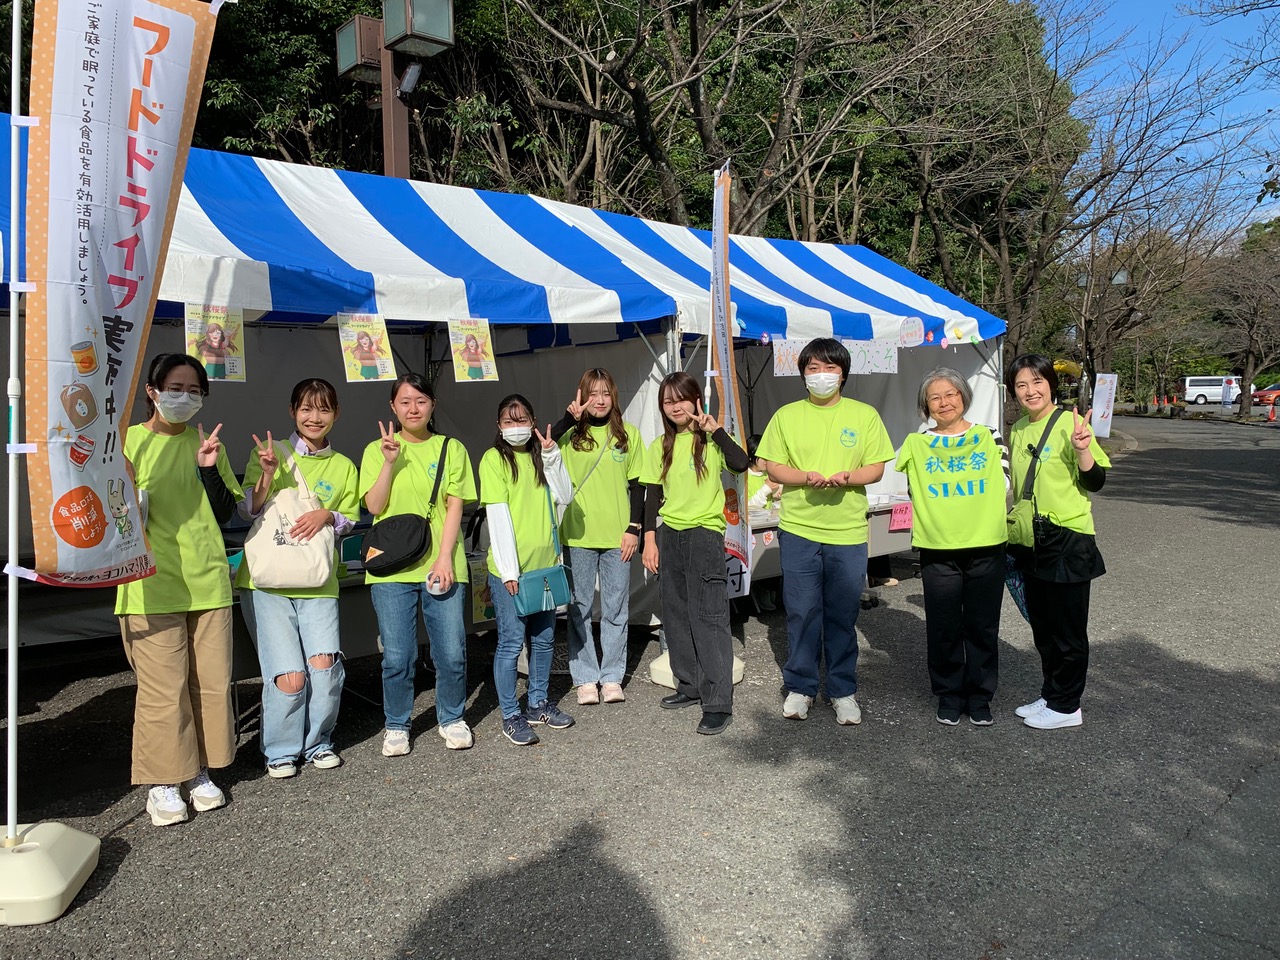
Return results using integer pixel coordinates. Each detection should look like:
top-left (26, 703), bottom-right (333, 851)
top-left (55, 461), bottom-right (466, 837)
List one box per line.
top-left (895, 367), bottom-right (1008, 727)
top-left (1007, 354), bottom-right (1110, 731)
top-left (116, 353), bottom-right (244, 827)
top-left (238, 378), bottom-right (360, 778)
top-left (640, 372), bottom-right (749, 737)
top-left (481, 395), bottom-right (576, 746)
top-left (549, 368), bottom-right (644, 707)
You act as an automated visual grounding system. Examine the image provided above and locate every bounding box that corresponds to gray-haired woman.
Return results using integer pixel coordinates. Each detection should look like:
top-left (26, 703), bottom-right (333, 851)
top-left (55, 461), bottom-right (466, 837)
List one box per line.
top-left (894, 367), bottom-right (1009, 726)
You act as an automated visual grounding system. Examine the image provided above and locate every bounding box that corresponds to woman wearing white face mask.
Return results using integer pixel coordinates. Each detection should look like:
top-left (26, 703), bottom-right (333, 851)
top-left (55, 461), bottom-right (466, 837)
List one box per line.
top-left (116, 353), bottom-right (244, 827)
top-left (755, 338), bottom-right (895, 726)
top-left (480, 394), bottom-right (575, 746)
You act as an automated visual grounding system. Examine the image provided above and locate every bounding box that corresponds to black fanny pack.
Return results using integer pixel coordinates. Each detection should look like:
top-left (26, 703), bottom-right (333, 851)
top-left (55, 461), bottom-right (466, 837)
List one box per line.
top-left (362, 438), bottom-right (449, 577)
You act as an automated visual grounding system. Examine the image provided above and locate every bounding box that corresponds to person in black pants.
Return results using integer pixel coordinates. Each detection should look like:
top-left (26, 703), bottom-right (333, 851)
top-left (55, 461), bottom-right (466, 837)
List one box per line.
top-left (895, 367), bottom-right (1010, 725)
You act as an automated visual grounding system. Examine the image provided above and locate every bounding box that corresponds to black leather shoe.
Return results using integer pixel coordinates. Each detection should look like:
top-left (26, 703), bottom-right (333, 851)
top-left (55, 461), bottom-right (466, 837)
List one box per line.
top-left (696, 712), bottom-right (733, 735)
top-left (660, 692), bottom-right (701, 710)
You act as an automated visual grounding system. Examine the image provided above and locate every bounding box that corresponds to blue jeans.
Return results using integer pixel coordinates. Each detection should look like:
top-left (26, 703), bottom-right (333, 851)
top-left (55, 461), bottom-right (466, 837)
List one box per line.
top-left (489, 573), bottom-right (557, 720)
top-left (369, 581), bottom-right (468, 730)
top-left (249, 591), bottom-right (345, 765)
top-left (565, 546), bottom-right (630, 686)
top-left (779, 532), bottom-right (867, 699)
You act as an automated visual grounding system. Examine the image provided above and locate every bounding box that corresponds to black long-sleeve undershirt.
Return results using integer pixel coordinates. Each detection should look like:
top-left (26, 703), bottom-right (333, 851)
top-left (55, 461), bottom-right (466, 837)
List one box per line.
top-left (642, 429), bottom-right (749, 533)
top-left (199, 465), bottom-right (236, 525)
top-left (1079, 463), bottom-right (1106, 493)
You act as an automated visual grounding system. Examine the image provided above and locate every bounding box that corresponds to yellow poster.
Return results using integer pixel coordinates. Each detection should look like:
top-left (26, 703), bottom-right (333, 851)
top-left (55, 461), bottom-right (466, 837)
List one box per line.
top-left (448, 318), bottom-right (499, 382)
top-left (185, 304), bottom-right (245, 381)
top-left (338, 313), bottom-right (397, 382)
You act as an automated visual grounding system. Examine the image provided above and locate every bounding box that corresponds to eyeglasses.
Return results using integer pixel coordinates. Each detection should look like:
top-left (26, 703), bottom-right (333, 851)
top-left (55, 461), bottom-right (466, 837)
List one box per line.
top-left (927, 390), bottom-right (962, 404)
top-left (160, 386), bottom-right (204, 399)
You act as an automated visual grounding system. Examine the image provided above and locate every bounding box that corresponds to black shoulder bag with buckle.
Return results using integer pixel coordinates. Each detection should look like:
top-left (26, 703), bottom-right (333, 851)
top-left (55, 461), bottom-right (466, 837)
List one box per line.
top-left (362, 437), bottom-right (450, 577)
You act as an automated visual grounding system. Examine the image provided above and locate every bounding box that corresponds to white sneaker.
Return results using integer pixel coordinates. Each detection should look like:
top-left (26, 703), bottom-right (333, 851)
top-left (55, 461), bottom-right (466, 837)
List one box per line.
top-left (437, 720), bottom-right (474, 750)
top-left (146, 785), bottom-right (189, 827)
top-left (382, 729), bottom-right (411, 757)
top-left (1024, 706), bottom-right (1083, 729)
top-left (783, 692), bottom-right (814, 720)
top-left (1015, 697), bottom-right (1047, 719)
top-left (184, 769), bottom-right (226, 812)
top-left (833, 694), bottom-right (862, 726)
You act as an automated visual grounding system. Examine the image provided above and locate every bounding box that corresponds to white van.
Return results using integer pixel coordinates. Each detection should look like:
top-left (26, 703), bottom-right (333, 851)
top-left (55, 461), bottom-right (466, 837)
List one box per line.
top-left (1182, 376), bottom-right (1252, 404)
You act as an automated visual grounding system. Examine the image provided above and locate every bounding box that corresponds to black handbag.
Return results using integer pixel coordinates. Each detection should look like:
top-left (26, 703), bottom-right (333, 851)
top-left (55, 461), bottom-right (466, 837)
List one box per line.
top-left (362, 438), bottom-right (449, 577)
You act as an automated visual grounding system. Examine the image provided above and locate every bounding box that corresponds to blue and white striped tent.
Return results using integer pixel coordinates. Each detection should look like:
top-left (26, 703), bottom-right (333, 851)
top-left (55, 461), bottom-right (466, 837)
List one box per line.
top-left (2, 115), bottom-right (1003, 344)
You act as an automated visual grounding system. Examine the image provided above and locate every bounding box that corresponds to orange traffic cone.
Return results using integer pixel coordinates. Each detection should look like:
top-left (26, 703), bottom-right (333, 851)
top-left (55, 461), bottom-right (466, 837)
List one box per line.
top-left (1269, 399), bottom-right (1276, 422)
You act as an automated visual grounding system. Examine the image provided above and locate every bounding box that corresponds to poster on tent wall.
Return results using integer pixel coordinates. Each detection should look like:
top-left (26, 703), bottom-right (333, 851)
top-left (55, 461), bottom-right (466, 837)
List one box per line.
top-left (447, 317), bottom-right (499, 382)
top-left (185, 304), bottom-right (245, 381)
top-left (22, 0), bottom-right (219, 586)
top-left (338, 313), bottom-right (397, 382)
top-left (709, 161), bottom-right (751, 598)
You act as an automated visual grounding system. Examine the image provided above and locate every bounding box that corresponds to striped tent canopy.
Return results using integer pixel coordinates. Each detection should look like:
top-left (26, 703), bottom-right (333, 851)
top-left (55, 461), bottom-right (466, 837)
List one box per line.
top-left (2, 115), bottom-right (1004, 344)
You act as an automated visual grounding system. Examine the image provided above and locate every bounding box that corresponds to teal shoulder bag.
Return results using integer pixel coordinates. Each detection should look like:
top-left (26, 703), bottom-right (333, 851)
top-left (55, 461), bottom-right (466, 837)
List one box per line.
top-left (514, 483), bottom-right (572, 616)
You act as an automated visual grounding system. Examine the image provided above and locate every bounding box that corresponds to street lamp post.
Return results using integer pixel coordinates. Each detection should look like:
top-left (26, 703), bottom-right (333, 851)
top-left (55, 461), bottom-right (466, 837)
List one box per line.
top-left (336, 0), bottom-right (455, 179)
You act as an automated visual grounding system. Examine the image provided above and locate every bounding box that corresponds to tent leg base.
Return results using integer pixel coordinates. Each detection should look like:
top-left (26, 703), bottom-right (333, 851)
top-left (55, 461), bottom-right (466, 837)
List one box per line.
top-left (0, 821), bottom-right (100, 926)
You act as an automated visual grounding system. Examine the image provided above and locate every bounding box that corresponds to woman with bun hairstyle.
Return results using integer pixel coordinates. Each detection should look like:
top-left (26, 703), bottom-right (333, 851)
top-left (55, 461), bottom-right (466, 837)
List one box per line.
top-left (117, 352), bottom-right (243, 826)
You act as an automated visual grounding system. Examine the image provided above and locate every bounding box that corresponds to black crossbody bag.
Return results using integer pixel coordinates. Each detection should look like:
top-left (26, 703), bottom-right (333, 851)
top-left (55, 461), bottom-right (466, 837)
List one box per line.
top-left (362, 438), bottom-right (450, 577)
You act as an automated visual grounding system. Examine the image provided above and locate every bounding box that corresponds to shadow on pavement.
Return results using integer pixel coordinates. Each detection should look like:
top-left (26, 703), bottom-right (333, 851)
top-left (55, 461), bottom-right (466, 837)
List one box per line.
top-left (1101, 444), bottom-right (1280, 527)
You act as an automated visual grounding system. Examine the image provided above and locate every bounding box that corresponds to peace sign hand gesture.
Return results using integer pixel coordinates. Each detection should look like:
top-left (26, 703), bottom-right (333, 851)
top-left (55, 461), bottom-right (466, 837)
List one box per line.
top-left (252, 431), bottom-right (278, 479)
top-left (1071, 408), bottom-right (1094, 451)
top-left (534, 424), bottom-right (556, 451)
top-left (196, 423), bottom-right (223, 468)
top-left (693, 411), bottom-right (719, 434)
top-left (567, 390), bottom-right (586, 420)
top-left (379, 421), bottom-right (402, 464)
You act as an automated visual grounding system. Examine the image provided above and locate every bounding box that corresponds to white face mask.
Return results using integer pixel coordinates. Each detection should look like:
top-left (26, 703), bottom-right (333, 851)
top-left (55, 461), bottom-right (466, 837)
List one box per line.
top-left (153, 391), bottom-right (203, 424)
top-left (804, 373), bottom-right (842, 399)
top-left (501, 427), bottom-right (532, 446)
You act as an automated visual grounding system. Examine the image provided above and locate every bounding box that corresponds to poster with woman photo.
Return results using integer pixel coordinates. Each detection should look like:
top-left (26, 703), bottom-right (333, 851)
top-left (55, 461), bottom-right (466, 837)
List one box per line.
top-left (447, 317), bottom-right (499, 382)
top-left (338, 313), bottom-right (397, 382)
top-left (185, 304), bottom-right (245, 381)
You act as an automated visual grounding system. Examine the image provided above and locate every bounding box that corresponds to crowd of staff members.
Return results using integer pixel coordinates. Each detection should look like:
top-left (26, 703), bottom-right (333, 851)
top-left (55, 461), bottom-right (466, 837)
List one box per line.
top-left (118, 341), bottom-right (1108, 826)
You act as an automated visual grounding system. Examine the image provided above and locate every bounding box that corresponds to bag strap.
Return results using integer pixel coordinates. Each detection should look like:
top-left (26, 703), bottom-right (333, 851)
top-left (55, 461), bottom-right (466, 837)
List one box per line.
top-left (573, 433), bottom-right (611, 493)
top-left (423, 436), bottom-right (449, 518)
top-left (275, 441), bottom-right (313, 500)
top-left (1019, 409), bottom-right (1065, 505)
top-left (544, 482), bottom-right (562, 561)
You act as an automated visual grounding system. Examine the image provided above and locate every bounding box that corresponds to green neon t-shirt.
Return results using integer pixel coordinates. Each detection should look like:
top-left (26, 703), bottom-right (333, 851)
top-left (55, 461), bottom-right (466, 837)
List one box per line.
top-left (115, 424), bottom-right (244, 615)
top-left (480, 448), bottom-right (559, 576)
top-left (558, 422), bottom-right (642, 549)
top-left (895, 427), bottom-right (1007, 549)
top-left (639, 432), bottom-right (727, 533)
top-left (358, 433), bottom-right (477, 584)
top-left (236, 444), bottom-right (360, 599)
top-left (755, 397), bottom-right (895, 545)
top-left (1009, 411), bottom-right (1110, 535)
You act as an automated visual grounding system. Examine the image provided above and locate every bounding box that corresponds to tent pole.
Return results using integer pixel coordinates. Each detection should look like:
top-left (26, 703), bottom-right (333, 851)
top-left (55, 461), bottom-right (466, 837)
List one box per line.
top-left (633, 322), bottom-right (668, 377)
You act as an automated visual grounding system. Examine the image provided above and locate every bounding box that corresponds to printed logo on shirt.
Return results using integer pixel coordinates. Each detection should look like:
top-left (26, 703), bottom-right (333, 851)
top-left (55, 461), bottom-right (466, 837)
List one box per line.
top-left (313, 480), bottom-right (335, 503)
top-left (611, 446), bottom-right (627, 462)
top-left (427, 460), bottom-right (439, 480)
top-left (688, 456), bottom-right (697, 471)
top-left (839, 428), bottom-right (859, 448)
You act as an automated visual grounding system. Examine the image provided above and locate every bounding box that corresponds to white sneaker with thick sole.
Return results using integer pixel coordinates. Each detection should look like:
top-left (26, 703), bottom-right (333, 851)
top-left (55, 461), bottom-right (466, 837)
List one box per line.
top-left (1015, 697), bottom-right (1047, 719)
top-left (146, 785), bottom-right (189, 827)
top-left (833, 694), bottom-right (862, 726)
top-left (782, 692), bottom-right (814, 720)
top-left (185, 769), bottom-right (226, 812)
top-left (382, 729), bottom-right (411, 757)
top-left (437, 720), bottom-right (474, 750)
top-left (1024, 707), bottom-right (1082, 729)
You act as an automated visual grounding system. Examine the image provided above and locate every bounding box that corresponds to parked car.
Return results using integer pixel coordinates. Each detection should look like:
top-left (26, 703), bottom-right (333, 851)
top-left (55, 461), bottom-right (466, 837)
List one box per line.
top-left (1182, 376), bottom-right (1252, 405)
top-left (1251, 384), bottom-right (1280, 407)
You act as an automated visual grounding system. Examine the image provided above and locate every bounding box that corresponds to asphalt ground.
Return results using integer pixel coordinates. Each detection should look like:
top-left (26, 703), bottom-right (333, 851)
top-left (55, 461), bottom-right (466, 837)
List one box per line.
top-left (1, 415), bottom-right (1277, 960)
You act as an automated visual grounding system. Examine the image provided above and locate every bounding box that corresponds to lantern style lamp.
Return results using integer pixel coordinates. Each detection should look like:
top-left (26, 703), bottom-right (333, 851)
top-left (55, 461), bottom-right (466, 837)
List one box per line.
top-left (335, 15), bottom-right (384, 83)
top-left (382, 0), bottom-right (454, 58)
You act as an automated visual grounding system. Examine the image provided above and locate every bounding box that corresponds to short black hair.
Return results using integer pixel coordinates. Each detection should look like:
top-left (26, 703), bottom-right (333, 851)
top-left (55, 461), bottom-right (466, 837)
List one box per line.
top-left (798, 338), bottom-right (850, 386)
top-left (389, 371), bottom-right (435, 404)
top-left (290, 378), bottom-right (339, 411)
top-left (145, 353), bottom-right (208, 417)
top-left (1005, 354), bottom-right (1058, 396)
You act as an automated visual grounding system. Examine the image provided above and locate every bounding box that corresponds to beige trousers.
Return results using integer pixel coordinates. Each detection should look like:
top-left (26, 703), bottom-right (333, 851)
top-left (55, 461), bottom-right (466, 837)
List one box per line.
top-left (120, 608), bottom-right (236, 785)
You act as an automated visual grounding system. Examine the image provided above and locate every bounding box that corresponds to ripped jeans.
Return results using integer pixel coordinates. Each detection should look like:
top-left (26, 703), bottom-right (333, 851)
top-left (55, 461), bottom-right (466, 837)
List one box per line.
top-left (248, 591), bottom-right (345, 765)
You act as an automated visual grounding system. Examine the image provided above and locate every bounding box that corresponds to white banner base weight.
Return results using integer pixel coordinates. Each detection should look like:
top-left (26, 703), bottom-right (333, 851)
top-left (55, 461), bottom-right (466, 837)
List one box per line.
top-left (648, 650), bottom-right (744, 690)
top-left (0, 821), bottom-right (100, 926)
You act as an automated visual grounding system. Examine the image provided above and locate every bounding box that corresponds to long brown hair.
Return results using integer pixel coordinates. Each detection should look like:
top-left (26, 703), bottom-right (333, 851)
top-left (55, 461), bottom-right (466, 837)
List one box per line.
top-left (658, 372), bottom-right (708, 483)
top-left (493, 394), bottom-right (547, 487)
top-left (570, 368), bottom-right (629, 453)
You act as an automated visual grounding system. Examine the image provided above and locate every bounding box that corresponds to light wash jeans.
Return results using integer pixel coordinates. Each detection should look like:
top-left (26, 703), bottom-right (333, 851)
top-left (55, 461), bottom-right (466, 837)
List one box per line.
top-left (489, 573), bottom-right (557, 720)
top-left (249, 591), bottom-right (345, 765)
top-left (369, 581), bottom-right (468, 731)
top-left (564, 546), bottom-right (630, 686)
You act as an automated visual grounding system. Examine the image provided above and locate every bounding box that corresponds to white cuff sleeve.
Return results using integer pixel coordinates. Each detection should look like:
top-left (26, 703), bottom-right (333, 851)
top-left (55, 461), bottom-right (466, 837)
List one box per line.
top-left (542, 446), bottom-right (574, 507)
top-left (487, 503), bottom-right (521, 583)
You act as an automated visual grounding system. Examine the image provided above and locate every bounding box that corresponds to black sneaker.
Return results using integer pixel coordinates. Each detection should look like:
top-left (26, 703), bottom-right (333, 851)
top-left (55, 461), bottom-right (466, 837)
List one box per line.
top-left (502, 714), bottom-right (540, 745)
top-left (969, 705), bottom-right (994, 726)
top-left (936, 707), bottom-right (962, 726)
top-left (525, 700), bottom-right (575, 729)
top-left (696, 712), bottom-right (733, 735)
top-left (660, 692), bottom-right (701, 710)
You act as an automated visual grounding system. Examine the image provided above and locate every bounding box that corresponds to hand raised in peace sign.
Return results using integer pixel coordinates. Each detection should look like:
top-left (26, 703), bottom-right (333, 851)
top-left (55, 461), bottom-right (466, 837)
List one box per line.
top-left (196, 423), bottom-right (223, 468)
top-left (1070, 408), bottom-right (1094, 451)
top-left (379, 420), bottom-right (402, 464)
top-left (567, 389), bottom-right (586, 420)
top-left (252, 431), bottom-right (278, 479)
